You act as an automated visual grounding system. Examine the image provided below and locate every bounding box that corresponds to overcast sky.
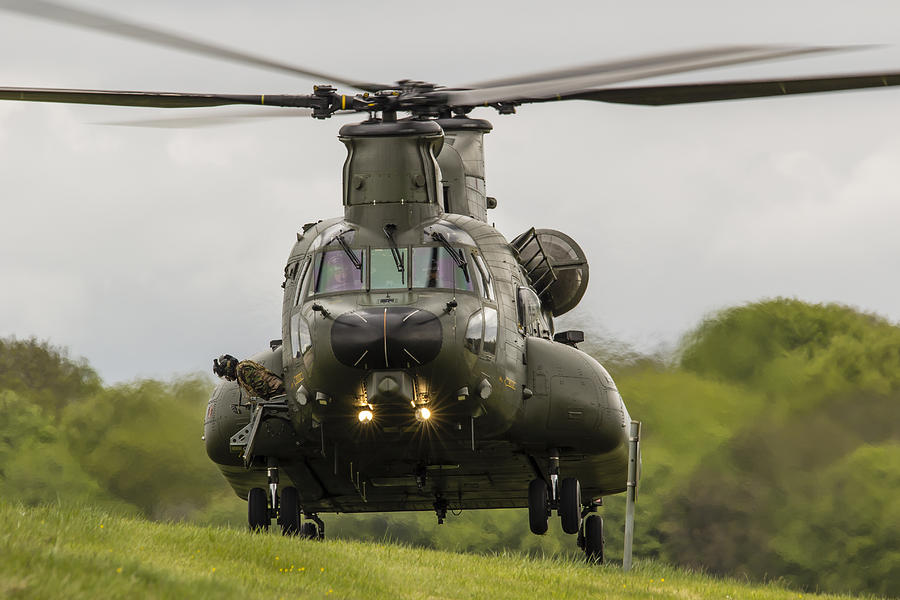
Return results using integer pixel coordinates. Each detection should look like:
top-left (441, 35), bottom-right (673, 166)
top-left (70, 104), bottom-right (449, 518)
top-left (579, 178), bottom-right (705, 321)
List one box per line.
top-left (2, 0), bottom-right (900, 383)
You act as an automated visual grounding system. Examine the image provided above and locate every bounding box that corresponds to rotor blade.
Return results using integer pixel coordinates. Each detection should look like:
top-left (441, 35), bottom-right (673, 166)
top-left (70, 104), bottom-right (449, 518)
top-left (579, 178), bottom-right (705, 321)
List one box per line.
top-left (98, 107), bottom-right (313, 128)
top-left (0, 86), bottom-right (323, 109)
top-left (441, 45), bottom-right (850, 106)
top-left (551, 72), bottom-right (900, 106)
top-left (0, 0), bottom-right (388, 92)
top-left (98, 107), bottom-right (358, 128)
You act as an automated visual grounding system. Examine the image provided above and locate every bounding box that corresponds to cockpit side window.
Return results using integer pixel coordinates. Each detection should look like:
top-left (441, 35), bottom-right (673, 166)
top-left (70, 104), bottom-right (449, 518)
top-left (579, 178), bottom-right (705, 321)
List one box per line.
top-left (473, 255), bottom-right (495, 302)
top-left (293, 258), bottom-right (311, 306)
top-left (411, 246), bottom-right (476, 292)
top-left (312, 249), bottom-right (365, 295)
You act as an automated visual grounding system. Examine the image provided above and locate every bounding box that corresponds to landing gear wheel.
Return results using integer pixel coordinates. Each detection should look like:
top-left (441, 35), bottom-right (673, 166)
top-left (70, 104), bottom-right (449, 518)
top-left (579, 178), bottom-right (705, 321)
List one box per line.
top-left (247, 487), bottom-right (269, 532)
top-left (528, 479), bottom-right (549, 535)
top-left (583, 514), bottom-right (604, 564)
top-left (279, 486), bottom-right (300, 536)
top-left (559, 477), bottom-right (582, 534)
top-left (300, 522), bottom-right (318, 539)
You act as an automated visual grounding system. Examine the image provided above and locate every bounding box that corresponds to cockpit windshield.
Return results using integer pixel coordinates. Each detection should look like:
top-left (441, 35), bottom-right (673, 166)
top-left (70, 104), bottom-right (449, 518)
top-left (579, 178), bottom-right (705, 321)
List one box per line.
top-left (412, 246), bottom-right (476, 291)
top-left (307, 245), bottom-right (479, 296)
top-left (312, 249), bottom-right (365, 294)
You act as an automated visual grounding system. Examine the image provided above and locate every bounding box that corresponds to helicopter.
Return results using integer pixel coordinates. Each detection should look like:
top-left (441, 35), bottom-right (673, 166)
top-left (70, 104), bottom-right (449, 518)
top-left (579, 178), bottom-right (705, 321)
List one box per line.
top-left (5, 0), bottom-right (900, 566)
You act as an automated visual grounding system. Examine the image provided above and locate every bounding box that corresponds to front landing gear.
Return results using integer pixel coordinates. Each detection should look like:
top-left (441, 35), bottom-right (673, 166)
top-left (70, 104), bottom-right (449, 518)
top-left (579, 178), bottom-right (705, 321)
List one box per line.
top-left (527, 479), bottom-right (549, 534)
top-left (248, 487), bottom-right (269, 531)
top-left (279, 486), bottom-right (300, 536)
top-left (558, 477), bottom-right (582, 534)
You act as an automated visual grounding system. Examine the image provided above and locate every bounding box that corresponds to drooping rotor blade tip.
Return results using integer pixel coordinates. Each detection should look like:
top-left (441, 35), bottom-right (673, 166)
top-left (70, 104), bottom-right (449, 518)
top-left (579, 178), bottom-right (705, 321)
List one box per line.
top-left (443, 44), bottom-right (884, 107)
top-left (562, 70), bottom-right (900, 107)
top-left (0, 0), bottom-right (386, 92)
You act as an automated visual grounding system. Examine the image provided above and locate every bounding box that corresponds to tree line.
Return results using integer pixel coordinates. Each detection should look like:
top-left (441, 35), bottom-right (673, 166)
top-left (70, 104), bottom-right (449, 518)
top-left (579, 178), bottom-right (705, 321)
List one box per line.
top-left (2, 298), bottom-right (898, 597)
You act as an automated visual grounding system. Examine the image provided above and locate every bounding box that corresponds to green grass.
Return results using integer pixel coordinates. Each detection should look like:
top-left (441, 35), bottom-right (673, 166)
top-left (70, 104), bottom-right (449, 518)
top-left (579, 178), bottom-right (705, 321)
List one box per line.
top-left (0, 501), bottom-right (873, 600)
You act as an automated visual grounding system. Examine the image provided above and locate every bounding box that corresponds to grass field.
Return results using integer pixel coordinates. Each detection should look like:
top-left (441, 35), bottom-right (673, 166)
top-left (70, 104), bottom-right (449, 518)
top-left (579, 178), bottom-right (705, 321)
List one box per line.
top-left (0, 502), bottom-right (877, 600)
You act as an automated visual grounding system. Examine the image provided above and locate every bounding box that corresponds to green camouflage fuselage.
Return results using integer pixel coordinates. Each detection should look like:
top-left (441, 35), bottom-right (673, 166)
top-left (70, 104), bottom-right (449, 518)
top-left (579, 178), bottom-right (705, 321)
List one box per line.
top-left (204, 117), bottom-right (631, 513)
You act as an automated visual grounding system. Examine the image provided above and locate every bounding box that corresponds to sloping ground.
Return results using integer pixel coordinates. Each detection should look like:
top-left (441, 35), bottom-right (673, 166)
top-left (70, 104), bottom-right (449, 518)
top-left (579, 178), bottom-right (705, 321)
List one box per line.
top-left (0, 502), bottom-right (873, 600)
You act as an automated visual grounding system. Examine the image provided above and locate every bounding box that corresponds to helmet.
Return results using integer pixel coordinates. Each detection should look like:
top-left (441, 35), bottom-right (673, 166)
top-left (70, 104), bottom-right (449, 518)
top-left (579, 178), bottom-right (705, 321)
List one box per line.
top-left (213, 354), bottom-right (239, 380)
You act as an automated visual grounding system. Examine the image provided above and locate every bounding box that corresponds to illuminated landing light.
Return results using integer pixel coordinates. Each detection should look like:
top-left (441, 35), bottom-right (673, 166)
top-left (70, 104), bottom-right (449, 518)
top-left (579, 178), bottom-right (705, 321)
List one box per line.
top-left (415, 407), bottom-right (431, 422)
top-left (358, 409), bottom-right (374, 423)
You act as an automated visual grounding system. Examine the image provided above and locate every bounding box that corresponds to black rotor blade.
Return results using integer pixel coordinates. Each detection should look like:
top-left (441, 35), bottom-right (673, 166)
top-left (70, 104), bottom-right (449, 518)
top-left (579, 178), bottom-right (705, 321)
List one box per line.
top-left (100, 107), bottom-right (358, 128)
top-left (442, 45), bottom-right (850, 107)
top-left (98, 107), bottom-right (313, 128)
top-left (0, 87), bottom-right (260, 108)
top-left (0, 0), bottom-right (388, 92)
top-left (551, 72), bottom-right (900, 106)
top-left (0, 86), bottom-right (321, 109)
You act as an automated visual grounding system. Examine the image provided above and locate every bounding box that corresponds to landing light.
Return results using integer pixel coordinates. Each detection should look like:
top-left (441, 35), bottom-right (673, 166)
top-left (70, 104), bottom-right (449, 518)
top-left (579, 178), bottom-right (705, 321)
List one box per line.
top-left (415, 407), bottom-right (431, 422)
top-left (358, 409), bottom-right (374, 423)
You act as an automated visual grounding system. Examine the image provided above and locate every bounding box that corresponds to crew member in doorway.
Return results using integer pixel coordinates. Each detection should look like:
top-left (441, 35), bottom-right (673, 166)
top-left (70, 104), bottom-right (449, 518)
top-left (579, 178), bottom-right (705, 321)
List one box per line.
top-left (213, 354), bottom-right (285, 400)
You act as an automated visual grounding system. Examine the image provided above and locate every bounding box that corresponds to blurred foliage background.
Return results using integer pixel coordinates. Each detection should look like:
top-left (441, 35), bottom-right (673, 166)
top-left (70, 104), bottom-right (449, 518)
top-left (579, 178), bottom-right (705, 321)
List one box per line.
top-left (2, 298), bottom-right (899, 597)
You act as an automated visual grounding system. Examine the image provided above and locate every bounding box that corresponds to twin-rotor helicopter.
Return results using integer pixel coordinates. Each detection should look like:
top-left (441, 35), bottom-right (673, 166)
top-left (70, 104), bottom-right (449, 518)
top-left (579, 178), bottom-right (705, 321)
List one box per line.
top-left (5, 0), bottom-right (900, 565)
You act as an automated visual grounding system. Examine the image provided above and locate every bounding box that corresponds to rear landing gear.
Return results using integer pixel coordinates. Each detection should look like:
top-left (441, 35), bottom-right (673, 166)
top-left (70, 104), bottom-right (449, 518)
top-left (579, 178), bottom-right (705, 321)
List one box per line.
top-left (303, 512), bottom-right (325, 541)
top-left (582, 514), bottom-right (604, 563)
top-left (300, 522), bottom-right (318, 538)
top-left (528, 452), bottom-right (603, 563)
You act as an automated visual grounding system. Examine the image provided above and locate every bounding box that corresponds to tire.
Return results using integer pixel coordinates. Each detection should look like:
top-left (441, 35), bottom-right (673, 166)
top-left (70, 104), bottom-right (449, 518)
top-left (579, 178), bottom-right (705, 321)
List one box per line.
top-left (248, 487), bottom-right (269, 532)
top-left (300, 522), bottom-right (318, 539)
top-left (528, 479), bottom-right (549, 535)
top-left (583, 514), bottom-right (604, 564)
top-left (279, 486), bottom-right (300, 536)
top-left (559, 477), bottom-right (582, 534)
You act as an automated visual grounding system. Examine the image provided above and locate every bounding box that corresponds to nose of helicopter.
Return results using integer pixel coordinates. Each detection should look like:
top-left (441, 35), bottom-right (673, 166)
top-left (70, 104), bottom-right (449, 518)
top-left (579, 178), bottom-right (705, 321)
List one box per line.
top-left (330, 307), bottom-right (442, 370)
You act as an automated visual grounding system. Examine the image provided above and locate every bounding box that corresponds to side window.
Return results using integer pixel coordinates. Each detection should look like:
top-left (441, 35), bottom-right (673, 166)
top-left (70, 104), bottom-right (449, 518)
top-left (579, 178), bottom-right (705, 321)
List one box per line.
top-left (483, 307), bottom-right (498, 355)
top-left (465, 309), bottom-right (483, 354)
top-left (293, 258), bottom-right (310, 306)
top-left (474, 255), bottom-right (495, 302)
top-left (290, 312), bottom-right (311, 358)
top-left (517, 287), bottom-right (542, 336)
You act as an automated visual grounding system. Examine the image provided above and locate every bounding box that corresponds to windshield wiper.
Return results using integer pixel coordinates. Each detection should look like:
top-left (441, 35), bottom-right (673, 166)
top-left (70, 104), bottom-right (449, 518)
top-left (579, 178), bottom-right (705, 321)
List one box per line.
top-left (431, 231), bottom-right (470, 283)
top-left (383, 224), bottom-right (405, 282)
top-left (332, 230), bottom-right (362, 270)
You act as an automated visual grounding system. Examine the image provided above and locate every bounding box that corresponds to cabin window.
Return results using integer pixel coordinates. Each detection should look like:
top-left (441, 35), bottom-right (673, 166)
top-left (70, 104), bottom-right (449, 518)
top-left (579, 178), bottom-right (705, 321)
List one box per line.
top-left (483, 307), bottom-right (498, 355)
top-left (464, 307), bottom-right (498, 357)
top-left (465, 309), bottom-right (483, 354)
top-left (517, 287), bottom-right (543, 336)
top-left (312, 249), bottom-right (365, 294)
top-left (370, 248), bottom-right (408, 290)
top-left (411, 246), bottom-right (476, 292)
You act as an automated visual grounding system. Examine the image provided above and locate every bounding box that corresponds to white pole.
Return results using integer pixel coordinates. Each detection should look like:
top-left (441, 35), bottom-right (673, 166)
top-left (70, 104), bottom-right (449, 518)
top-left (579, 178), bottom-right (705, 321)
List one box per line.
top-left (623, 420), bottom-right (641, 571)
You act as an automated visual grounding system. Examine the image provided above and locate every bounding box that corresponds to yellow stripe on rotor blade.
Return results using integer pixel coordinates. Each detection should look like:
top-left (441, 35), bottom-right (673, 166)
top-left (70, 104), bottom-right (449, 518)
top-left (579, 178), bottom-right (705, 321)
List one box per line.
top-left (261, 94), bottom-right (265, 105)
top-left (342, 95), bottom-right (346, 110)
